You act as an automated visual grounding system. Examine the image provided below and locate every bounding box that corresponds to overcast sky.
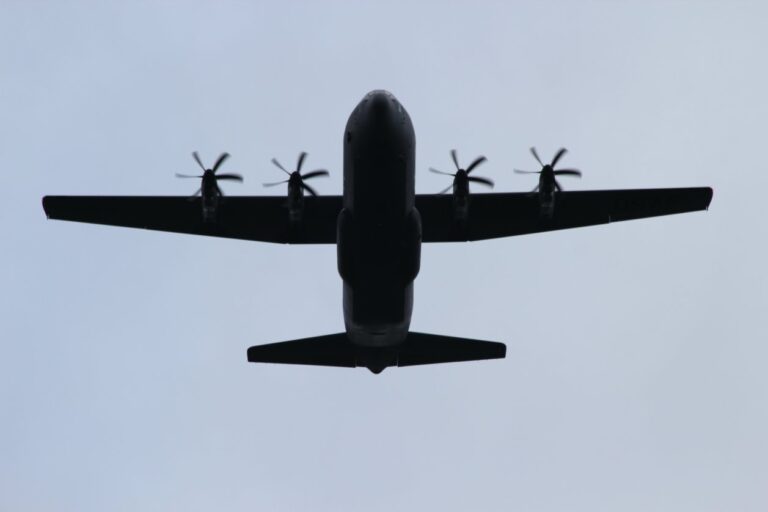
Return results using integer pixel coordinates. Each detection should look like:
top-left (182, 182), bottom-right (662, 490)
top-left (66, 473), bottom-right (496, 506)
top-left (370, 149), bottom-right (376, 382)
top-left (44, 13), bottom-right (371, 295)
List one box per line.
top-left (2, 1), bottom-right (767, 511)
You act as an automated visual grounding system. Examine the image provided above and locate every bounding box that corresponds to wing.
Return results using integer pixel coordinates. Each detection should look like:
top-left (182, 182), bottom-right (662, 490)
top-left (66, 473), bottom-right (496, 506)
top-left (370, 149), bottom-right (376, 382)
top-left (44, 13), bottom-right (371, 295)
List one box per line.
top-left (42, 195), bottom-right (343, 244)
top-left (416, 187), bottom-right (713, 242)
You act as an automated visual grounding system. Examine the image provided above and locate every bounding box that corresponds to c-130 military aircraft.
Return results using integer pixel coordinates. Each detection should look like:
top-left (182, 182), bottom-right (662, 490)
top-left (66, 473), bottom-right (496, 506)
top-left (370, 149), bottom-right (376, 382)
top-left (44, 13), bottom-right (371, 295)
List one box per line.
top-left (43, 90), bottom-right (713, 374)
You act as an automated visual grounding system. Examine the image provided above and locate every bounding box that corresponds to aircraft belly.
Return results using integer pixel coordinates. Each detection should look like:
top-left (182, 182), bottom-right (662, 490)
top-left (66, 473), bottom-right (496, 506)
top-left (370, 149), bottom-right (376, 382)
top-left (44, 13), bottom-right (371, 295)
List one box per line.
top-left (339, 90), bottom-right (418, 349)
top-left (343, 281), bottom-right (413, 347)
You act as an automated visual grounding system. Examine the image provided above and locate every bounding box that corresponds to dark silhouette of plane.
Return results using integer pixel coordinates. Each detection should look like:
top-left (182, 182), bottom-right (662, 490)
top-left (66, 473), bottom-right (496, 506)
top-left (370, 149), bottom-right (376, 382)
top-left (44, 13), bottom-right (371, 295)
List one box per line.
top-left (42, 90), bottom-right (713, 373)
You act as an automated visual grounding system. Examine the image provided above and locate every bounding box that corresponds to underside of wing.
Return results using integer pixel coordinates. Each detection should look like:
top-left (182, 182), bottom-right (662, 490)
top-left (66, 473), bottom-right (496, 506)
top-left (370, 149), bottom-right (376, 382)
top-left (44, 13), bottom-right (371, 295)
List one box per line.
top-left (42, 195), bottom-right (342, 244)
top-left (416, 187), bottom-right (713, 242)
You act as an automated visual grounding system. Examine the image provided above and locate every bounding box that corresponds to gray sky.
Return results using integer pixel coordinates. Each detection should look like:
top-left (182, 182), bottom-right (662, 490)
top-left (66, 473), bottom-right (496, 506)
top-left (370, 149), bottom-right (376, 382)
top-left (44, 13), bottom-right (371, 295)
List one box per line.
top-left (2, 1), bottom-right (767, 510)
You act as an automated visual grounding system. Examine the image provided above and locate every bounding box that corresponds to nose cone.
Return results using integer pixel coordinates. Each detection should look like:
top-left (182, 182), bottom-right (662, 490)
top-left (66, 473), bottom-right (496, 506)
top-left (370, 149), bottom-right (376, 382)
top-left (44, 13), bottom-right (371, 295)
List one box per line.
top-left (364, 89), bottom-right (396, 123)
top-left (348, 89), bottom-right (409, 130)
top-left (344, 89), bottom-right (413, 150)
top-left (369, 90), bottom-right (391, 113)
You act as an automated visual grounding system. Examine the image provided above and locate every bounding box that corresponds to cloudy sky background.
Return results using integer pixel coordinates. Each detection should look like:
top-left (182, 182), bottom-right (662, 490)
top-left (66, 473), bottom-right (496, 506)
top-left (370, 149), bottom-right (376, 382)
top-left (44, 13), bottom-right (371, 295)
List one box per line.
top-left (2, 1), bottom-right (767, 511)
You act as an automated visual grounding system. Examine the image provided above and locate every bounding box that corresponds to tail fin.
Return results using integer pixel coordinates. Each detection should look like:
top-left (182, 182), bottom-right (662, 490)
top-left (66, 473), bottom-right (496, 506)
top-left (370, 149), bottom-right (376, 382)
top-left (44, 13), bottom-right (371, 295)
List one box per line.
top-left (247, 332), bottom-right (505, 374)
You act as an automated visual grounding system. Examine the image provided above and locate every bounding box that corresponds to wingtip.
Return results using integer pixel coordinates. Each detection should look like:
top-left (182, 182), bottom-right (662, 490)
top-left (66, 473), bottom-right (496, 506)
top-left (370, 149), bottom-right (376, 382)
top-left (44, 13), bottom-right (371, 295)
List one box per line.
top-left (41, 196), bottom-right (51, 219)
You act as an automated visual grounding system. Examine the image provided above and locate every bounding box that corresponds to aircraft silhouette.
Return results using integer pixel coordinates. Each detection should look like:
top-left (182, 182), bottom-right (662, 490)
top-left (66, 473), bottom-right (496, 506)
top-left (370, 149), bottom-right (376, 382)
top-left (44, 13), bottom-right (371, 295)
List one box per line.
top-left (42, 90), bottom-right (713, 373)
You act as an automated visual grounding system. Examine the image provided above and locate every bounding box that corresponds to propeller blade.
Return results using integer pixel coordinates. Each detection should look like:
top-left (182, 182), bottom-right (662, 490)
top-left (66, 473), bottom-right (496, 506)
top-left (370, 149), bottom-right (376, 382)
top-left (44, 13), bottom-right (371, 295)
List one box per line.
top-left (429, 167), bottom-right (455, 177)
top-left (551, 148), bottom-right (567, 167)
top-left (554, 180), bottom-right (562, 192)
top-left (553, 169), bottom-right (581, 177)
top-left (468, 176), bottom-right (494, 188)
top-left (301, 182), bottom-right (318, 197)
top-left (212, 152), bottom-right (230, 173)
top-left (450, 149), bottom-right (460, 170)
top-left (216, 182), bottom-right (224, 197)
top-left (296, 152), bottom-right (307, 172)
top-left (216, 173), bottom-right (243, 182)
top-left (190, 188), bottom-right (201, 197)
top-left (438, 183), bottom-right (454, 195)
top-left (175, 173), bottom-right (203, 178)
top-left (301, 170), bottom-right (329, 180)
top-left (530, 147), bottom-right (543, 166)
top-left (263, 180), bottom-right (289, 187)
top-left (514, 169), bottom-right (540, 174)
top-left (192, 151), bottom-right (207, 171)
top-left (465, 156), bottom-right (487, 174)
top-left (271, 158), bottom-right (290, 175)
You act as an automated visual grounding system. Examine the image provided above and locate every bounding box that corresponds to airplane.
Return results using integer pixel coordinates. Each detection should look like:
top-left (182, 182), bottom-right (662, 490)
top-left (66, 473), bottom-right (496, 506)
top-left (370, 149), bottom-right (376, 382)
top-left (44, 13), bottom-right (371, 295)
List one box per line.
top-left (42, 90), bottom-right (713, 374)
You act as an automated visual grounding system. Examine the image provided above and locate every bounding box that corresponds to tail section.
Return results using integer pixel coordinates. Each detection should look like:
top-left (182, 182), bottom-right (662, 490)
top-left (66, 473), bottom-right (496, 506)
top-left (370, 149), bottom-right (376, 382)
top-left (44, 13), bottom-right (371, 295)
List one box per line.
top-left (247, 332), bottom-right (506, 374)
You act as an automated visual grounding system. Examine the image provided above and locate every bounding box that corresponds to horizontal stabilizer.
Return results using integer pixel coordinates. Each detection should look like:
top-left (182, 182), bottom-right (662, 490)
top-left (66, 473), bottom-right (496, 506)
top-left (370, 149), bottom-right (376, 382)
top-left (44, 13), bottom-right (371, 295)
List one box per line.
top-left (247, 332), bottom-right (506, 374)
top-left (396, 332), bottom-right (506, 367)
top-left (247, 333), bottom-right (356, 368)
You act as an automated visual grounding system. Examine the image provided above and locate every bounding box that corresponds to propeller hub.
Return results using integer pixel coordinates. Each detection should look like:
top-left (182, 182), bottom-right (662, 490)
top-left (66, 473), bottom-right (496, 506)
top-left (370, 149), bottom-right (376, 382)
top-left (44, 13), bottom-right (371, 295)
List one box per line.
top-left (177, 152), bottom-right (242, 198)
top-left (430, 150), bottom-right (493, 194)
top-left (265, 152), bottom-right (329, 198)
top-left (515, 147), bottom-right (581, 193)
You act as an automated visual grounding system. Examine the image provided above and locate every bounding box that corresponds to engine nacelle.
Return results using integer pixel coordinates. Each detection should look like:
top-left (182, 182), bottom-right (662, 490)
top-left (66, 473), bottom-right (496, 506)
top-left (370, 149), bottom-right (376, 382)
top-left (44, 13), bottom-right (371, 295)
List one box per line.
top-left (286, 180), bottom-right (304, 224)
top-left (452, 191), bottom-right (470, 224)
top-left (201, 174), bottom-right (221, 223)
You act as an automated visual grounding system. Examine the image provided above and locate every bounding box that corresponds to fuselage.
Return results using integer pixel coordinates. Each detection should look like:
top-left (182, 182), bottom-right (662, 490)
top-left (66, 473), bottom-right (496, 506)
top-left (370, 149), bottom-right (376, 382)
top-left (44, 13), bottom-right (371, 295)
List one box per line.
top-left (337, 90), bottom-right (420, 348)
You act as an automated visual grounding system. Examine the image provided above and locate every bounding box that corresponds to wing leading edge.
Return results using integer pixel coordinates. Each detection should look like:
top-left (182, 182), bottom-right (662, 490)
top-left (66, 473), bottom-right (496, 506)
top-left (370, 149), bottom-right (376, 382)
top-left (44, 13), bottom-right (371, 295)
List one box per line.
top-left (42, 195), bottom-right (343, 244)
top-left (416, 187), bottom-right (713, 242)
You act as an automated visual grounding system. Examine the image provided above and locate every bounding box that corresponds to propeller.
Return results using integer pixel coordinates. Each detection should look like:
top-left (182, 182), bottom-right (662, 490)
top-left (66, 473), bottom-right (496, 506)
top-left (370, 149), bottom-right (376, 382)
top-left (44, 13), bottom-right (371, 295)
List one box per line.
top-left (176, 151), bottom-right (243, 197)
top-left (263, 151), bottom-right (329, 197)
top-left (514, 147), bottom-right (581, 192)
top-left (429, 149), bottom-right (494, 194)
